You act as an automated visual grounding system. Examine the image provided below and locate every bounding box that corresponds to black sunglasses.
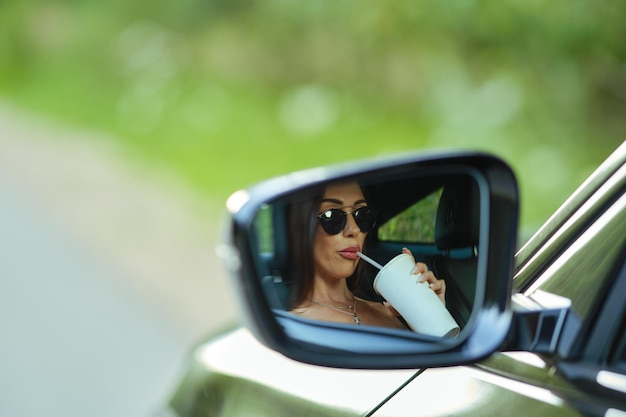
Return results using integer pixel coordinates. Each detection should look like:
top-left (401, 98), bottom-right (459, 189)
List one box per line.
top-left (316, 207), bottom-right (378, 235)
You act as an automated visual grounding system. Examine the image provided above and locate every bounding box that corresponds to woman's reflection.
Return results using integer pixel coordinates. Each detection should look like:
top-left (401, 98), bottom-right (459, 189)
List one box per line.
top-left (288, 180), bottom-right (447, 329)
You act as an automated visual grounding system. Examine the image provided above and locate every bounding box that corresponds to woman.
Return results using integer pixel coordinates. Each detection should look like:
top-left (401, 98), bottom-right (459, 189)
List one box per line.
top-left (288, 180), bottom-right (446, 329)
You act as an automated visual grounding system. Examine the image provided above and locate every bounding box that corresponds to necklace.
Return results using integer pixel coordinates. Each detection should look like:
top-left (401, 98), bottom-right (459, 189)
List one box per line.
top-left (310, 297), bottom-right (360, 325)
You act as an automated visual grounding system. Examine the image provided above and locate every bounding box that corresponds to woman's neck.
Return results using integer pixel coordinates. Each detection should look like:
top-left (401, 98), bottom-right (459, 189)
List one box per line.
top-left (309, 278), bottom-right (354, 305)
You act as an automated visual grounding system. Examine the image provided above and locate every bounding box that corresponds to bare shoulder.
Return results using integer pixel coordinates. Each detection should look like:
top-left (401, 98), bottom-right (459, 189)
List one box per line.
top-left (290, 303), bottom-right (349, 323)
top-left (357, 298), bottom-right (407, 329)
top-left (360, 299), bottom-right (392, 315)
top-left (290, 304), bottom-right (316, 318)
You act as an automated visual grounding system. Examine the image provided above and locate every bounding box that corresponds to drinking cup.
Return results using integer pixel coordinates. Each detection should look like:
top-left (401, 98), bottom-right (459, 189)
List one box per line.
top-left (373, 253), bottom-right (460, 337)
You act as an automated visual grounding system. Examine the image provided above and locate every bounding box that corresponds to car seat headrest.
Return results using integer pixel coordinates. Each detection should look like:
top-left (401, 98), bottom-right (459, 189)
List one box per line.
top-left (435, 178), bottom-right (480, 251)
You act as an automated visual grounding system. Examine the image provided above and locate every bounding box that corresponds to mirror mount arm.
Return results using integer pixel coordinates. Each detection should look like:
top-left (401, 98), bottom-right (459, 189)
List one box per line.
top-left (503, 292), bottom-right (571, 355)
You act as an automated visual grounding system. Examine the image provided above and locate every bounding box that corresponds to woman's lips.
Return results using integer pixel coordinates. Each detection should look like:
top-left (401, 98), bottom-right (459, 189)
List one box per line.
top-left (338, 247), bottom-right (360, 260)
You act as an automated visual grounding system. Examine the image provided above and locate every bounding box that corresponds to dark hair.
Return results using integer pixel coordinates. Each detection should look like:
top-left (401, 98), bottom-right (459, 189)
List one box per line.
top-left (287, 182), bottom-right (368, 309)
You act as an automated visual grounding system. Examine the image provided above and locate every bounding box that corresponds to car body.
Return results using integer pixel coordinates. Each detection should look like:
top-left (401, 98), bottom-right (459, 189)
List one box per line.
top-left (168, 143), bottom-right (625, 417)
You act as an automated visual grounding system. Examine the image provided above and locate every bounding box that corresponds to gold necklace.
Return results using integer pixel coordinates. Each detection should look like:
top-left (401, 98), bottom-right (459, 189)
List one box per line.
top-left (310, 298), bottom-right (360, 325)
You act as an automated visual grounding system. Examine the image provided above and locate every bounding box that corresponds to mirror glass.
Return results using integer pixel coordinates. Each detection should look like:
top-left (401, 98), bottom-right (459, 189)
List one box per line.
top-left (249, 169), bottom-right (483, 346)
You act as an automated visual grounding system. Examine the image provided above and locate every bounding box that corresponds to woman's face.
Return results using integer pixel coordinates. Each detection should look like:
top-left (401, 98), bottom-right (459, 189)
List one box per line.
top-left (313, 181), bottom-right (369, 282)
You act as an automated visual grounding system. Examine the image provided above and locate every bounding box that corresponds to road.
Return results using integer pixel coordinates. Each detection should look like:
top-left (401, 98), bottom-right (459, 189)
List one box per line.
top-left (0, 102), bottom-right (238, 417)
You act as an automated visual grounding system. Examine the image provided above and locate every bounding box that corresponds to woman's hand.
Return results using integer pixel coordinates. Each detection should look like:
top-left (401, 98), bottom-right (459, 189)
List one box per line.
top-left (402, 247), bottom-right (446, 305)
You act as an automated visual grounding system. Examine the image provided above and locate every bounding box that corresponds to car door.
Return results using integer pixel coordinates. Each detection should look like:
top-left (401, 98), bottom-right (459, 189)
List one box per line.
top-left (371, 151), bottom-right (626, 416)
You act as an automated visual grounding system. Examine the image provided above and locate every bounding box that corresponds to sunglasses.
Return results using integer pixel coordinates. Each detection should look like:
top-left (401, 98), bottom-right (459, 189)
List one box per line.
top-left (317, 207), bottom-right (378, 235)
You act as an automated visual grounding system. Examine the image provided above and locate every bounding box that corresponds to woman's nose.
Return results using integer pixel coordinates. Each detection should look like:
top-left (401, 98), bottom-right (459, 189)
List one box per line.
top-left (343, 213), bottom-right (360, 236)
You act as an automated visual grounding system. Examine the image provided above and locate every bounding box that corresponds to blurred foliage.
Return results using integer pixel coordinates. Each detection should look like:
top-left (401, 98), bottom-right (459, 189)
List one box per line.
top-left (378, 187), bottom-right (441, 243)
top-left (254, 204), bottom-right (274, 254)
top-left (1, 0), bottom-right (624, 235)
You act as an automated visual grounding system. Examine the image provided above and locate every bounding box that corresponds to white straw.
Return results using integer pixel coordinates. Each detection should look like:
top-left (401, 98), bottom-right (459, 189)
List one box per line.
top-left (356, 251), bottom-right (384, 270)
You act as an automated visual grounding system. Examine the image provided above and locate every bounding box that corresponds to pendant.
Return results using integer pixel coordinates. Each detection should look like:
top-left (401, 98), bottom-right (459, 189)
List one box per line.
top-left (354, 315), bottom-right (360, 325)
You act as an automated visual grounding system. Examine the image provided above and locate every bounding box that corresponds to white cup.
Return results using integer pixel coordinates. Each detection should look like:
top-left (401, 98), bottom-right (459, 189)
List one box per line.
top-left (373, 253), bottom-right (460, 338)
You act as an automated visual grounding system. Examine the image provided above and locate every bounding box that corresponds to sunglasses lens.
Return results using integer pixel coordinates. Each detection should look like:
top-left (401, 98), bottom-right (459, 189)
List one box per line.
top-left (317, 207), bottom-right (377, 235)
top-left (318, 209), bottom-right (346, 235)
top-left (354, 207), bottom-right (377, 232)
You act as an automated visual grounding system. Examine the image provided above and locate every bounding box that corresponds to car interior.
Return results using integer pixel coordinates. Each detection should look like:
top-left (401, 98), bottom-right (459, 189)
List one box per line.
top-left (257, 173), bottom-right (480, 332)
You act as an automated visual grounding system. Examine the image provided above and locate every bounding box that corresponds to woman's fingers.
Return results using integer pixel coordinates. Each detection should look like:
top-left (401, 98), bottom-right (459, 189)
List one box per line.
top-left (411, 262), bottom-right (429, 276)
top-left (403, 248), bottom-right (446, 304)
top-left (425, 273), bottom-right (446, 294)
top-left (402, 247), bottom-right (416, 262)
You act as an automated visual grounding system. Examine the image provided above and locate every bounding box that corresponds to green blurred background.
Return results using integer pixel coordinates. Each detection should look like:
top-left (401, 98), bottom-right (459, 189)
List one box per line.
top-left (1, 0), bottom-right (624, 237)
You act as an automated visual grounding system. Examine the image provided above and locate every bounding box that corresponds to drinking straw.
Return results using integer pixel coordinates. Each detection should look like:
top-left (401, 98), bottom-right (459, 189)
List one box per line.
top-left (356, 251), bottom-right (384, 270)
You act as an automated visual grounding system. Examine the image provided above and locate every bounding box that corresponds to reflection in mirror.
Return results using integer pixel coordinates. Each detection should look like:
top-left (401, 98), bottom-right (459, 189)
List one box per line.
top-left (252, 172), bottom-right (481, 341)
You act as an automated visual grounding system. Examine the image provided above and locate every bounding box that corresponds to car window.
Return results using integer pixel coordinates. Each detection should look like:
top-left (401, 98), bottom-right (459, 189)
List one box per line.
top-left (377, 188), bottom-right (442, 243)
top-left (254, 204), bottom-right (274, 253)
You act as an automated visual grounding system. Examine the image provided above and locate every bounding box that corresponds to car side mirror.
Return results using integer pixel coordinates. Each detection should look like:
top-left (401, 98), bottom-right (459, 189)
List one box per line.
top-left (220, 151), bottom-right (519, 369)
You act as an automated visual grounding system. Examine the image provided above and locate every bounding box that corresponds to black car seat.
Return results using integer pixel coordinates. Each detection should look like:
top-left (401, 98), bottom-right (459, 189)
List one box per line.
top-left (260, 244), bottom-right (293, 311)
top-left (262, 273), bottom-right (292, 310)
top-left (430, 177), bottom-right (480, 328)
top-left (260, 203), bottom-right (294, 311)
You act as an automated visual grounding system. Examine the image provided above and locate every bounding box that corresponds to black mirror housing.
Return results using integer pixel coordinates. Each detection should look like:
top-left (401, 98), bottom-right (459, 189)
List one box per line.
top-left (221, 151), bottom-right (519, 369)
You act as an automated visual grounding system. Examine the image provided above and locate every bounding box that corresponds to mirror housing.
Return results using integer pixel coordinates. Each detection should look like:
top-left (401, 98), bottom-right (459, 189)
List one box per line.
top-left (221, 151), bottom-right (519, 369)
top-left (506, 291), bottom-right (572, 355)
